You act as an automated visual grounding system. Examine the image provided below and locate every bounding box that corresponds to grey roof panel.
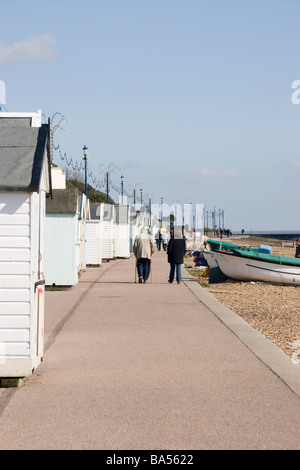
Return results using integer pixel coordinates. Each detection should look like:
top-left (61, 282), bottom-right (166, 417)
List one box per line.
top-left (46, 188), bottom-right (79, 214)
top-left (0, 117), bottom-right (32, 128)
top-left (0, 124), bottom-right (48, 191)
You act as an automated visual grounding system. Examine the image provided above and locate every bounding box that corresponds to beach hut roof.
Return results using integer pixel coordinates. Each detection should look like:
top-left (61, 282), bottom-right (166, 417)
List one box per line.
top-left (0, 122), bottom-right (51, 193)
top-left (46, 188), bottom-right (80, 214)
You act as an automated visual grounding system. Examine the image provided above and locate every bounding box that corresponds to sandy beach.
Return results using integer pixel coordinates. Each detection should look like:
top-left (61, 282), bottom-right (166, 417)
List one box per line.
top-left (185, 236), bottom-right (300, 361)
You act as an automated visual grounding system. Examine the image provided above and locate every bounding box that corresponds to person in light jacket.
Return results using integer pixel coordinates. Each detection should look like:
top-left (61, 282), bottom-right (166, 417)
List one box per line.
top-left (167, 229), bottom-right (186, 284)
top-left (133, 228), bottom-right (155, 283)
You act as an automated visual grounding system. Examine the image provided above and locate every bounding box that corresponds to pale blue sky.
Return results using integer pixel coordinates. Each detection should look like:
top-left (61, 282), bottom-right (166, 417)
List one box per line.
top-left (1, 0), bottom-right (300, 230)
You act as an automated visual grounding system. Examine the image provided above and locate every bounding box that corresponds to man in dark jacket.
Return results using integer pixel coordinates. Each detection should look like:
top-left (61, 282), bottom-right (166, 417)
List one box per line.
top-left (167, 229), bottom-right (187, 284)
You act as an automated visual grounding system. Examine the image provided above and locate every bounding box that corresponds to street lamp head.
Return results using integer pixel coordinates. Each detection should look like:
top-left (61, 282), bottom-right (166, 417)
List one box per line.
top-left (82, 145), bottom-right (88, 157)
top-left (121, 175), bottom-right (124, 181)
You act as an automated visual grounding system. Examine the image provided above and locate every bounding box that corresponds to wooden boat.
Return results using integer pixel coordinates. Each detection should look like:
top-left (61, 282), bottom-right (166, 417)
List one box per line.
top-left (204, 239), bottom-right (259, 271)
top-left (213, 249), bottom-right (300, 285)
top-left (203, 251), bottom-right (228, 283)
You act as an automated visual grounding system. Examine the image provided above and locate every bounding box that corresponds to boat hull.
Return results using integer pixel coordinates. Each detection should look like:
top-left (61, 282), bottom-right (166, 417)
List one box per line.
top-left (214, 251), bottom-right (300, 285)
top-left (203, 251), bottom-right (218, 268)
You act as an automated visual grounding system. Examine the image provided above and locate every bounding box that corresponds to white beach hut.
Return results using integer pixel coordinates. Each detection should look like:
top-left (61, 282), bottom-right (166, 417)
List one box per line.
top-left (86, 203), bottom-right (117, 263)
top-left (100, 204), bottom-right (116, 260)
top-left (0, 110), bottom-right (52, 379)
top-left (78, 193), bottom-right (89, 271)
top-left (115, 204), bottom-right (130, 258)
top-left (85, 203), bottom-right (102, 266)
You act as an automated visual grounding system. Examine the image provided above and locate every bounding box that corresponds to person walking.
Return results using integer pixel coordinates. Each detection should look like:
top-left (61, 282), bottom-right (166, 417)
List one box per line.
top-left (133, 228), bottom-right (155, 283)
top-left (295, 239), bottom-right (300, 258)
top-left (161, 230), bottom-right (169, 251)
top-left (167, 229), bottom-right (186, 284)
top-left (155, 230), bottom-right (161, 251)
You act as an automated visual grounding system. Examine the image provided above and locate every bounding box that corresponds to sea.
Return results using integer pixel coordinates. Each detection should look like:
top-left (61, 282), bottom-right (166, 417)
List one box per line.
top-left (232, 230), bottom-right (300, 241)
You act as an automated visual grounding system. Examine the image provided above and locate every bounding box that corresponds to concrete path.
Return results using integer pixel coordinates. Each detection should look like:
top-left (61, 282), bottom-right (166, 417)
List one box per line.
top-left (0, 250), bottom-right (300, 450)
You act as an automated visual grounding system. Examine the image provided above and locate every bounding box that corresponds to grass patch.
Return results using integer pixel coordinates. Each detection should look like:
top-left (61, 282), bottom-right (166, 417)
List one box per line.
top-left (185, 265), bottom-right (210, 287)
top-left (186, 269), bottom-right (203, 277)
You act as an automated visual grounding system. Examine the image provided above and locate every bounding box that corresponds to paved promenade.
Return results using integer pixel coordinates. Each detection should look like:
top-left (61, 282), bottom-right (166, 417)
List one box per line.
top-left (0, 250), bottom-right (300, 450)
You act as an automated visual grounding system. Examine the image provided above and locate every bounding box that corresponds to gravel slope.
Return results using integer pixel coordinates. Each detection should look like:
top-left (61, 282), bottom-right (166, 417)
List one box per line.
top-left (185, 236), bottom-right (300, 361)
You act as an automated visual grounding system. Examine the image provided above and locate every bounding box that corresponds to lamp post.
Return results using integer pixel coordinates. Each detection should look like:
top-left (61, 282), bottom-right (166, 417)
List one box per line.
top-left (82, 145), bottom-right (88, 198)
top-left (121, 175), bottom-right (124, 204)
top-left (132, 183), bottom-right (142, 207)
top-left (99, 163), bottom-right (116, 204)
top-left (171, 200), bottom-right (180, 228)
top-left (161, 197), bottom-right (163, 228)
top-left (140, 188), bottom-right (143, 207)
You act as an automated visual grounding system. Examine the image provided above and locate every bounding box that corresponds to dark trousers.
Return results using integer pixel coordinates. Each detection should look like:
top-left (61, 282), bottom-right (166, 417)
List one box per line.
top-left (137, 258), bottom-right (151, 281)
top-left (169, 262), bottom-right (182, 283)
